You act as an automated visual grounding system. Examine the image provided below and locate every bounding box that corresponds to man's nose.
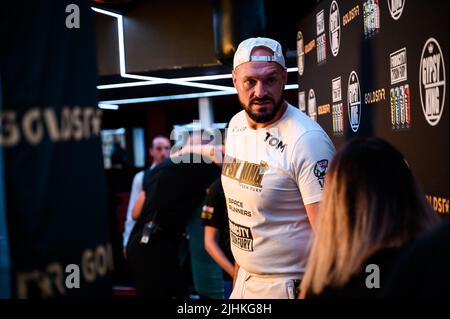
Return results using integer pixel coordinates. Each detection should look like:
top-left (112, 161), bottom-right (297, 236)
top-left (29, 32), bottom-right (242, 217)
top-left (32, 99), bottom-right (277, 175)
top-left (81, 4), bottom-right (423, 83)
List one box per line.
top-left (254, 81), bottom-right (267, 98)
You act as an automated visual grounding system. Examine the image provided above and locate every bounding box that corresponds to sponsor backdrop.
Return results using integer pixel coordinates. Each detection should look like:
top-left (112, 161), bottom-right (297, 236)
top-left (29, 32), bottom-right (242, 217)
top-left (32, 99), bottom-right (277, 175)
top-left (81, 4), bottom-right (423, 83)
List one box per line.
top-left (297, 0), bottom-right (449, 216)
top-left (0, 1), bottom-right (113, 297)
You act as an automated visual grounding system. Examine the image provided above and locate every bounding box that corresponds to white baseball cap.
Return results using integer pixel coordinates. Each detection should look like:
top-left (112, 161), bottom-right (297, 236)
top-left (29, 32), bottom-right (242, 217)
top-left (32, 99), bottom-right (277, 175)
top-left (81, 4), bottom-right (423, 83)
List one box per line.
top-left (233, 37), bottom-right (286, 69)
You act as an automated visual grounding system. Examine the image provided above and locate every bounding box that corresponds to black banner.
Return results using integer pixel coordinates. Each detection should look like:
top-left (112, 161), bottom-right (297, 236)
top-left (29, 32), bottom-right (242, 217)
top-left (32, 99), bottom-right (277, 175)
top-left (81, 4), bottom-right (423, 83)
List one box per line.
top-left (297, 0), bottom-right (449, 215)
top-left (0, 1), bottom-right (112, 297)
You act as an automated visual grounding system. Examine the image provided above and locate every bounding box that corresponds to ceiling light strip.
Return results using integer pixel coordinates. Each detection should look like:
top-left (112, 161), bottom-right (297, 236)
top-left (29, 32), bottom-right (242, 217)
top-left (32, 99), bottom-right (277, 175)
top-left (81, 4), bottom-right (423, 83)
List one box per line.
top-left (97, 68), bottom-right (299, 90)
top-left (92, 7), bottom-right (235, 91)
top-left (98, 84), bottom-right (298, 105)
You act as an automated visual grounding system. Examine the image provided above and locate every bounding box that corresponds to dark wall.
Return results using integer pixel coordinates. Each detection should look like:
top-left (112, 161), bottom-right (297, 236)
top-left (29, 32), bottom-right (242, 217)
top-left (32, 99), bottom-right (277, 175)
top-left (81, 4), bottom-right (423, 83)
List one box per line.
top-left (94, 0), bottom-right (318, 75)
top-left (96, 11), bottom-right (120, 75)
top-left (95, 0), bottom-right (219, 75)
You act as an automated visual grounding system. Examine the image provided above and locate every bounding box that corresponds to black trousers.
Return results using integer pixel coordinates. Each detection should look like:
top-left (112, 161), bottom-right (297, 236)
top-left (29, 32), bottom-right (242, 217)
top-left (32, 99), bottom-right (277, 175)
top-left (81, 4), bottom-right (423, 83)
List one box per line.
top-left (127, 234), bottom-right (188, 299)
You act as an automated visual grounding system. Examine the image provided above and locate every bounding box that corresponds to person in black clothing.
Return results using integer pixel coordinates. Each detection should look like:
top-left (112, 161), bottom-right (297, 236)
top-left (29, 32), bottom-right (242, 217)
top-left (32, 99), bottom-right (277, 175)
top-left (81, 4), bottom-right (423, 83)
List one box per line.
top-left (111, 141), bottom-right (130, 168)
top-left (126, 152), bottom-right (221, 298)
top-left (383, 217), bottom-right (449, 299)
top-left (300, 137), bottom-right (438, 299)
top-left (201, 177), bottom-right (234, 298)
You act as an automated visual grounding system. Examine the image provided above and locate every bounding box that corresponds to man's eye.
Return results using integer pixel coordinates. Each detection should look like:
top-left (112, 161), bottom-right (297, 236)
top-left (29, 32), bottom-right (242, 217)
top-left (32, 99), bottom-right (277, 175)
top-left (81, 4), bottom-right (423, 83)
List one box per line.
top-left (245, 79), bottom-right (256, 86)
top-left (267, 78), bottom-right (276, 85)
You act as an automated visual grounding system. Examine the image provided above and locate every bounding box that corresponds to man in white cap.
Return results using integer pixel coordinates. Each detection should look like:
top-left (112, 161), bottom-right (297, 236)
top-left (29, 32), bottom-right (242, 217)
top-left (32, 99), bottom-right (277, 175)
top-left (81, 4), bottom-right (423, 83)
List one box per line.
top-left (222, 37), bottom-right (335, 298)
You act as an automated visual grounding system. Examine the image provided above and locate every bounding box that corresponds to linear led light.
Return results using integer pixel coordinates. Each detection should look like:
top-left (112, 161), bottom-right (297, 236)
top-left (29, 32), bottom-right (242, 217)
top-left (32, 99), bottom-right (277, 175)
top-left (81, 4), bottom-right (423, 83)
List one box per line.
top-left (92, 7), bottom-right (299, 102)
top-left (91, 8), bottom-right (126, 75)
top-left (92, 7), bottom-right (234, 91)
top-left (98, 84), bottom-right (298, 105)
top-left (284, 84), bottom-right (299, 90)
top-left (91, 7), bottom-right (122, 18)
top-left (97, 67), bottom-right (300, 90)
top-left (101, 128), bottom-right (126, 135)
top-left (98, 103), bottom-right (119, 110)
top-left (122, 73), bottom-right (235, 91)
top-left (99, 91), bottom-right (234, 105)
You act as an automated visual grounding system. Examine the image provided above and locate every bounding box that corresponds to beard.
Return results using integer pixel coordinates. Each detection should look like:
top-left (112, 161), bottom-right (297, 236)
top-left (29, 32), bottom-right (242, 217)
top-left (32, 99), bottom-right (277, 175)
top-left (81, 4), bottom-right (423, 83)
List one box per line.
top-left (240, 93), bottom-right (285, 123)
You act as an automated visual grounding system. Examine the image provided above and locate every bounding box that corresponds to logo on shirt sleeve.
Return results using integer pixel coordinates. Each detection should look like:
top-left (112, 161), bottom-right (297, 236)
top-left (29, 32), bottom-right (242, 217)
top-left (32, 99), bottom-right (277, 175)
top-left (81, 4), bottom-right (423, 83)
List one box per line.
top-left (314, 159), bottom-right (329, 189)
top-left (201, 205), bottom-right (214, 220)
top-left (229, 219), bottom-right (254, 252)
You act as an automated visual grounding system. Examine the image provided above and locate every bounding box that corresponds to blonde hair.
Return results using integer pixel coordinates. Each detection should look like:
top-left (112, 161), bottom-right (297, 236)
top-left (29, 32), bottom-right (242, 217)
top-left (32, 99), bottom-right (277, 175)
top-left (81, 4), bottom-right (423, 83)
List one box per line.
top-left (300, 137), bottom-right (437, 296)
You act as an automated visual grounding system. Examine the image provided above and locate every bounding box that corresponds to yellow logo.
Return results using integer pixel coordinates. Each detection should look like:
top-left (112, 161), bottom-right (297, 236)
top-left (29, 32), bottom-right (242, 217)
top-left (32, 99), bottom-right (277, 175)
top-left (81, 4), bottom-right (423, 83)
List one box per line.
top-left (222, 155), bottom-right (268, 188)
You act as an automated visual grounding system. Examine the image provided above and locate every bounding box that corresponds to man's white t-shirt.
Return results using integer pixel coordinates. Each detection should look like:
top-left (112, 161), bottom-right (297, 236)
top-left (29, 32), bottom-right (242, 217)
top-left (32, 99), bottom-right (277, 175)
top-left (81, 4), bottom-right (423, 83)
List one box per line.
top-left (222, 104), bottom-right (335, 275)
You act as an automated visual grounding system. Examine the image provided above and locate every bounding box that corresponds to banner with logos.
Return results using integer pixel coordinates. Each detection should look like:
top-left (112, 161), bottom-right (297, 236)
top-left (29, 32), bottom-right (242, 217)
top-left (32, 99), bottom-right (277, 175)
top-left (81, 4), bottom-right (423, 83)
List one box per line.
top-left (0, 1), bottom-right (113, 297)
top-left (297, 0), bottom-right (449, 216)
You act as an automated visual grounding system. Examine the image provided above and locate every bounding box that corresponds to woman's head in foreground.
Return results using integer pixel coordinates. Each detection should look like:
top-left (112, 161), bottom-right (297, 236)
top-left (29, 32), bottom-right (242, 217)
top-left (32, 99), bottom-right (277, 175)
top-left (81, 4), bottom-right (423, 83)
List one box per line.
top-left (301, 137), bottom-right (438, 296)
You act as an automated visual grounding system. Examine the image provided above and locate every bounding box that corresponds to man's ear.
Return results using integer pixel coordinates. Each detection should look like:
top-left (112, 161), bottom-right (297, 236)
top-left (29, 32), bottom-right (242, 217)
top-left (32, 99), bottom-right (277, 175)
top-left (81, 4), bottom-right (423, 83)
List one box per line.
top-left (232, 70), bottom-right (238, 88)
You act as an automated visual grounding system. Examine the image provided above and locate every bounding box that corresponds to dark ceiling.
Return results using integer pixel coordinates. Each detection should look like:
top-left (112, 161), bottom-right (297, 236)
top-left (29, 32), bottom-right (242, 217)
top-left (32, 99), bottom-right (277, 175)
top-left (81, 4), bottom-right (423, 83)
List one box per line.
top-left (93, 0), bottom-right (318, 106)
